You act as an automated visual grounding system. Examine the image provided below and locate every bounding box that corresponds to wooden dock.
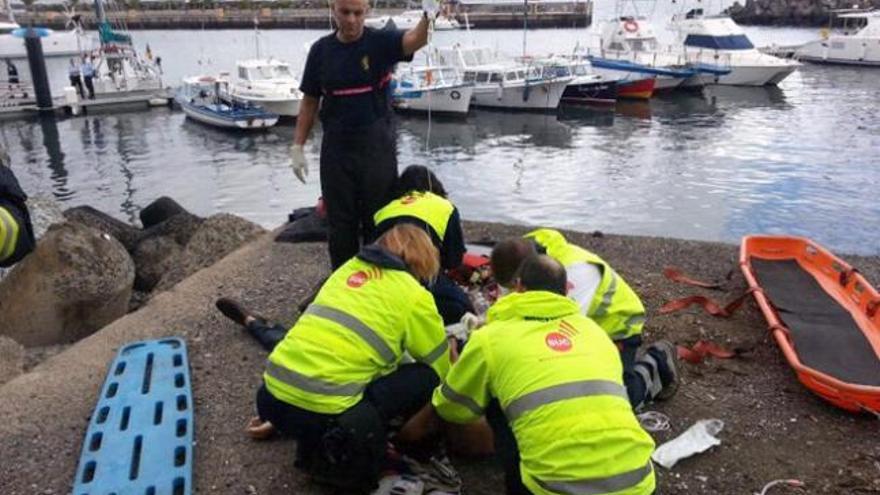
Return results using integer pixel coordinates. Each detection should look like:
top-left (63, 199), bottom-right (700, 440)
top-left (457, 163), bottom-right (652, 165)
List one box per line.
top-left (0, 88), bottom-right (174, 119)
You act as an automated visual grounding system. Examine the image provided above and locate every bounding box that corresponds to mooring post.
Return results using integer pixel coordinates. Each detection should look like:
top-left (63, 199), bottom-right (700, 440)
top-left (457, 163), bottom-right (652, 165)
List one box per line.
top-left (24, 27), bottom-right (53, 112)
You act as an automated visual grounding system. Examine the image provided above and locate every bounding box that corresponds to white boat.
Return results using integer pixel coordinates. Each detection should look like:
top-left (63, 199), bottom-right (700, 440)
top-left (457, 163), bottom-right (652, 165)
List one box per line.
top-left (392, 65), bottom-right (473, 114)
top-left (795, 10), bottom-right (880, 66)
top-left (0, 16), bottom-right (91, 59)
top-left (223, 58), bottom-right (303, 118)
top-left (433, 45), bottom-right (571, 110)
top-left (176, 75), bottom-right (279, 130)
top-left (670, 8), bottom-right (799, 86)
top-left (532, 57), bottom-right (619, 105)
top-left (365, 10), bottom-right (461, 30)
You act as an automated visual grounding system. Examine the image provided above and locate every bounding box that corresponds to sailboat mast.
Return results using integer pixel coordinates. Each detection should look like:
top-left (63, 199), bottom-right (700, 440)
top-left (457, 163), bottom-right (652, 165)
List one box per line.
top-left (522, 0), bottom-right (528, 57)
top-left (94, 0), bottom-right (106, 24)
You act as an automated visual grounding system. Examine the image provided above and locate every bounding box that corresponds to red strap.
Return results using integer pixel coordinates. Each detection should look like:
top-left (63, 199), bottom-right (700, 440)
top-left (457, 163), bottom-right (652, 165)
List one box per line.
top-left (659, 288), bottom-right (755, 318)
top-left (663, 266), bottom-right (728, 290)
top-left (867, 299), bottom-right (880, 318)
top-left (677, 340), bottom-right (736, 364)
top-left (839, 267), bottom-right (859, 287)
top-left (327, 72), bottom-right (393, 97)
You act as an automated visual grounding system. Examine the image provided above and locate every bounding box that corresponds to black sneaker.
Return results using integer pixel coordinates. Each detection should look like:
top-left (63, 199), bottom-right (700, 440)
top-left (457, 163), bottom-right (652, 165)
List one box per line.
top-left (645, 340), bottom-right (680, 401)
top-left (215, 297), bottom-right (253, 327)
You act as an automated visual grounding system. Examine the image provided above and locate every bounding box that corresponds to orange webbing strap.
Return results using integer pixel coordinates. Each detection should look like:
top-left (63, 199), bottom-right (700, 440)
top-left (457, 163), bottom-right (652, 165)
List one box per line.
top-left (659, 288), bottom-right (756, 318)
top-left (663, 266), bottom-right (730, 290)
top-left (867, 299), bottom-right (880, 319)
top-left (839, 267), bottom-right (859, 287)
top-left (676, 340), bottom-right (737, 364)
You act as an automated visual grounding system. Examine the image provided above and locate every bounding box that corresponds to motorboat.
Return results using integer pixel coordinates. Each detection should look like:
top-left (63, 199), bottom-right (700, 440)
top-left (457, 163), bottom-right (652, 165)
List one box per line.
top-left (795, 9), bottom-right (880, 66)
top-left (365, 10), bottom-right (461, 30)
top-left (670, 8), bottom-right (799, 86)
top-left (392, 65), bottom-right (474, 115)
top-left (223, 58), bottom-right (303, 118)
top-left (176, 75), bottom-right (279, 130)
top-left (583, 17), bottom-right (730, 89)
top-left (530, 57), bottom-right (618, 105)
top-left (433, 45), bottom-right (571, 110)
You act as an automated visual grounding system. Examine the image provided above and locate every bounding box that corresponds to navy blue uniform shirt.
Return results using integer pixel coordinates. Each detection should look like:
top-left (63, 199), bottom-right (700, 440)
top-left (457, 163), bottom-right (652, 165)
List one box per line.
top-left (300, 27), bottom-right (413, 131)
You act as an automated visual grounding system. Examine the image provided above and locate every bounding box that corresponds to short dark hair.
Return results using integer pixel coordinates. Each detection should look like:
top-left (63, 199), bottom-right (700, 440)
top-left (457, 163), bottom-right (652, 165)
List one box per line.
top-left (490, 238), bottom-right (536, 287)
top-left (517, 255), bottom-right (567, 295)
top-left (396, 165), bottom-right (447, 198)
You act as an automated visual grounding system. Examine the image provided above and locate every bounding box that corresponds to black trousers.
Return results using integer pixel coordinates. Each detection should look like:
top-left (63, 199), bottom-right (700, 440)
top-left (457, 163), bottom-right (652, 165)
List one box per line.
top-left (83, 76), bottom-right (95, 99)
top-left (619, 335), bottom-right (649, 408)
top-left (69, 75), bottom-right (84, 98)
top-left (256, 363), bottom-right (439, 491)
top-left (430, 273), bottom-right (474, 326)
top-left (320, 118), bottom-right (399, 269)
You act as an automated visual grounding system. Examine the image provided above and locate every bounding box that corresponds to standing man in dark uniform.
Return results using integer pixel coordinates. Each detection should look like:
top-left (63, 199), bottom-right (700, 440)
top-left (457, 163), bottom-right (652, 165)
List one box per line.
top-left (290, 0), bottom-right (434, 269)
top-left (5, 59), bottom-right (19, 85)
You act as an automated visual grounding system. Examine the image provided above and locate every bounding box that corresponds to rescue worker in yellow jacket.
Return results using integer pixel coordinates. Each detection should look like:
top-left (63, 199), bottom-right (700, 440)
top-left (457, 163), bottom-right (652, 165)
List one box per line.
top-left (398, 255), bottom-right (657, 495)
top-left (0, 149), bottom-right (35, 268)
top-left (490, 228), bottom-right (678, 409)
top-left (374, 165), bottom-right (472, 325)
top-left (215, 224), bottom-right (452, 491)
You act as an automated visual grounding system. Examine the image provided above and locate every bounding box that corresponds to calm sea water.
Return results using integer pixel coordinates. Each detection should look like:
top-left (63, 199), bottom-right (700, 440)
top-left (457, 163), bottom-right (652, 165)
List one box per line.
top-left (2, 13), bottom-right (879, 254)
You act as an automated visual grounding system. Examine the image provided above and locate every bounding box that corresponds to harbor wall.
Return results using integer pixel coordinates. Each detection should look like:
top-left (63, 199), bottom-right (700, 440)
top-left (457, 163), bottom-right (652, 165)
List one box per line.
top-left (15, 2), bottom-right (592, 30)
top-left (727, 0), bottom-right (880, 26)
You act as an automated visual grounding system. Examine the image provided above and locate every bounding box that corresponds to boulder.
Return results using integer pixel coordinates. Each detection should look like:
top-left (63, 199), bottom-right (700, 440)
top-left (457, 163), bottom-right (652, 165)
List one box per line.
top-left (131, 235), bottom-right (184, 292)
top-left (137, 211), bottom-right (203, 247)
top-left (0, 336), bottom-right (24, 385)
top-left (64, 205), bottom-right (141, 251)
top-left (140, 196), bottom-right (189, 229)
top-left (0, 222), bottom-right (135, 347)
top-left (154, 214), bottom-right (265, 293)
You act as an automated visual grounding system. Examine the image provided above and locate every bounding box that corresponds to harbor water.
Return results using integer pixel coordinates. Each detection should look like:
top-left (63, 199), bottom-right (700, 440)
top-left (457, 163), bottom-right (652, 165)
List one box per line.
top-left (1, 23), bottom-right (878, 255)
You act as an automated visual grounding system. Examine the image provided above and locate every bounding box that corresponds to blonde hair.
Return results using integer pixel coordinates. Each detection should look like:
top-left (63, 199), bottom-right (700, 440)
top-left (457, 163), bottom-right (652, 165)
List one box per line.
top-left (377, 224), bottom-right (440, 281)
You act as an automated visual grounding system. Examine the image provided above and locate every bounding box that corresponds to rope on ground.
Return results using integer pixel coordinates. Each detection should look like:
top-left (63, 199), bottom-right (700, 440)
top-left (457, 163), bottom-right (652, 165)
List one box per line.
top-left (758, 479), bottom-right (805, 495)
top-left (636, 411), bottom-right (670, 432)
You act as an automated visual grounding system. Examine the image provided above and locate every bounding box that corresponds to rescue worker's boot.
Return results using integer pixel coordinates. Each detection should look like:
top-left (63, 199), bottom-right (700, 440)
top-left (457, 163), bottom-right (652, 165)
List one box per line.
top-left (634, 340), bottom-right (680, 402)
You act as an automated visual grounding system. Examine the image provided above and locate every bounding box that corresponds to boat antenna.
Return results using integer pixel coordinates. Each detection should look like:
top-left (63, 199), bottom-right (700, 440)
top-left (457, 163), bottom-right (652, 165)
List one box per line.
top-left (522, 0), bottom-right (528, 57)
top-left (254, 15), bottom-right (261, 59)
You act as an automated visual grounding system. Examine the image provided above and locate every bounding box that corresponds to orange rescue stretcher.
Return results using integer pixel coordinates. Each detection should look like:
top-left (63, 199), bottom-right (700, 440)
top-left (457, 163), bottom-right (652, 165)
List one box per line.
top-left (740, 235), bottom-right (880, 414)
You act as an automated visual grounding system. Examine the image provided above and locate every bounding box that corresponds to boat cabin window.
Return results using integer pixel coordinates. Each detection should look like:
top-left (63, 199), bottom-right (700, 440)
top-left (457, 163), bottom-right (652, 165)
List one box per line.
top-left (477, 72), bottom-right (490, 83)
top-left (273, 65), bottom-right (293, 78)
top-left (550, 66), bottom-right (571, 77)
top-left (505, 71), bottom-right (518, 81)
top-left (684, 34), bottom-right (754, 50)
top-left (572, 64), bottom-right (588, 76)
top-left (463, 71), bottom-right (477, 83)
top-left (527, 67), bottom-right (541, 79)
top-left (489, 73), bottom-right (502, 83)
top-left (608, 41), bottom-right (625, 51)
top-left (627, 38), bottom-right (658, 51)
top-left (239, 67), bottom-right (250, 80)
top-left (517, 70), bottom-right (526, 79)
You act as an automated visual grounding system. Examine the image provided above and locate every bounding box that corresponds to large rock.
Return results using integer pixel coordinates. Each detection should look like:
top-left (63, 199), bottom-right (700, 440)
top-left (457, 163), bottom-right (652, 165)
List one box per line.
top-left (140, 196), bottom-right (189, 229)
top-left (0, 336), bottom-right (24, 385)
top-left (131, 235), bottom-right (184, 292)
top-left (64, 205), bottom-right (141, 251)
top-left (0, 222), bottom-right (135, 347)
top-left (154, 213), bottom-right (266, 293)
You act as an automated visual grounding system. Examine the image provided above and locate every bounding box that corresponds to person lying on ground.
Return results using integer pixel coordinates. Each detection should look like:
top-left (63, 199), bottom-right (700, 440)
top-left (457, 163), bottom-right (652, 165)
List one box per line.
top-left (0, 147), bottom-right (36, 268)
top-left (397, 254), bottom-right (659, 495)
top-left (216, 224), bottom-right (454, 492)
top-left (374, 165), bottom-right (472, 325)
top-left (490, 229), bottom-right (679, 409)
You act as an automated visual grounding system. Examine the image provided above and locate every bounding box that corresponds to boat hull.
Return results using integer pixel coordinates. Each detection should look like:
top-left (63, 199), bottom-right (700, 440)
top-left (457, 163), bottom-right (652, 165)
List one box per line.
top-left (0, 30), bottom-right (87, 58)
top-left (561, 79), bottom-right (618, 105)
top-left (471, 79), bottom-right (568, 110)
top-left (616, 78), bottom-right (655, 100)
top-left (178, 100), bottom-right (278, 130)
top-left (717, 64), bottom-right (797, 86)
top-left (236, 98), bottom-right (300, 117)
top-left (394, 84), bottom-right (473, 114)
top-left (796, 38), bottom-right (880, 66)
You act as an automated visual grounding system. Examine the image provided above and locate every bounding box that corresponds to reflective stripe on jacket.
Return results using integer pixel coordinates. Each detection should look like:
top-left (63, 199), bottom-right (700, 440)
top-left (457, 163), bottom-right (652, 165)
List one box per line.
top-left (525, 228), bottom-right (646, 341)
top-left (434, 291), bottom-right (656, 495)
top-left (265, 253), bottom-right (450, 414)
top-left (373, 191), bottom-right (455, 242)
top-left (0, 205), bottom-right (20, 263)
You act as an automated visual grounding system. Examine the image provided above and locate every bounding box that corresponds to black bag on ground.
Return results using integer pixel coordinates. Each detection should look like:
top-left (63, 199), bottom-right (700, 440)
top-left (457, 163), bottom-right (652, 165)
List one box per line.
top-left (307, 401), bottom-right (385, 492)
top-left (275, 207), bottom-right (328, 243)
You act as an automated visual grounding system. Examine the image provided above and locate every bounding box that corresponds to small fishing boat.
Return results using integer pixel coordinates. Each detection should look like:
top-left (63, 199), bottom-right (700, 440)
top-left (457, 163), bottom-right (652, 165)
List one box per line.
top-left (175, 76), bottom-right (278, 130)
top-left (392, 65), bottom-right (473, 115)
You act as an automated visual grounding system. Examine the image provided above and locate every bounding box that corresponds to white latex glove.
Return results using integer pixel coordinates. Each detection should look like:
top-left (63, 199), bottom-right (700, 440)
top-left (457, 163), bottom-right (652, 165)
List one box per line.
top-left (289, 143), bottom-right (308, 184)
top-left (461, 312), bottom-right (484, 331)
top-left (422, 0), bottom-right (440, 19)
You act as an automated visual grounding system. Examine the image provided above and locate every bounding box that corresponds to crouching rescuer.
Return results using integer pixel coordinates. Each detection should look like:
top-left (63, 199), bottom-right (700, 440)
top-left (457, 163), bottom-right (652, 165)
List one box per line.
top-left (252, 224), bottom-right (452, 491)
top-left (0, 149), bottom-right (35, 268)
top-left (398, 254), bottom-right (657, 495)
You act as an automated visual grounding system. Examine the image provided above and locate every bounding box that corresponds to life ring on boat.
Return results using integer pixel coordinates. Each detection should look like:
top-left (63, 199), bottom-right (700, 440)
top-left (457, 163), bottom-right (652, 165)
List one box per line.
top-left (450, 90), bottom-right (461, 100)
top-left (623, 19), bottom-right (639, 33)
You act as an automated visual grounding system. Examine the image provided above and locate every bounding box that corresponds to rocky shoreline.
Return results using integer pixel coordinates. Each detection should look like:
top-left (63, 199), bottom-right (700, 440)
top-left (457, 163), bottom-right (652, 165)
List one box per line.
top-left (0, 218), bottom-right (879, 494)
top-left (728, 0), bottom-right (880, 26)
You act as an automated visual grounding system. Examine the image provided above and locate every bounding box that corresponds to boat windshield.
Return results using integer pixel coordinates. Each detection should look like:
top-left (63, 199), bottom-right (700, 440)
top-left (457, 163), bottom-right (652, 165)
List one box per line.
top-left (272, 65), bottom-right (293, 78)
top-left (571, 64), bottom-right (588, 76)
top-left (684, 34), bottom-right (754, 50)
top-left (627, 38), bottom-right (658, 51)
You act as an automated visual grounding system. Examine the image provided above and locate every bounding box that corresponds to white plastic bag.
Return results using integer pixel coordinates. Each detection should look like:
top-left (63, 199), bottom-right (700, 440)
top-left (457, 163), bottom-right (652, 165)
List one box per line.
top-left (651, 419), bottom-right (724, 469)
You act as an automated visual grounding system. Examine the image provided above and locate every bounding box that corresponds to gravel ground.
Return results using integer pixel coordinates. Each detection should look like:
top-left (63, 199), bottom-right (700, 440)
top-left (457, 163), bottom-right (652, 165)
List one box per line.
top-left (1, 221), bottom-right (878, 495)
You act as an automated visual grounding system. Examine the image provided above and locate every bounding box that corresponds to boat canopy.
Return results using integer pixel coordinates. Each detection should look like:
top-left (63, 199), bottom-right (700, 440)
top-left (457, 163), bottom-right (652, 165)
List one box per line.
top-left (98, 21), bottom-right (131, 45)
top-left (684, 34), bottom-right (754, 50)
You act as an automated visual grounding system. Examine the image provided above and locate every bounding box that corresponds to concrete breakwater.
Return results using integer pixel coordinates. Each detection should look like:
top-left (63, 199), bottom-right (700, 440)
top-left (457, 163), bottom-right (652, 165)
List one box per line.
top-left (16, 3), bottom-right (591, 30)
top-left (728, 0), bottom-right (880, 26)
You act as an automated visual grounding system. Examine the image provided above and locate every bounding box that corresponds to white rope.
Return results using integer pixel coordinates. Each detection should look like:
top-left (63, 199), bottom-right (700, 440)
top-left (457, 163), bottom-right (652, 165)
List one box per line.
top-left (636, 411), bottom-right (670, 432)
top-left (758, 479), bottom-right (805, 495)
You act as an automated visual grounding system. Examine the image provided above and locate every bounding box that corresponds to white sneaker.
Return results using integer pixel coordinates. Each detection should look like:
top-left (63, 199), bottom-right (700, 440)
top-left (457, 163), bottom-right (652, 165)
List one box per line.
top-left (402, 455), bottom-right (463, 495)
top-left (372, 474), bottom-right (424, 495)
